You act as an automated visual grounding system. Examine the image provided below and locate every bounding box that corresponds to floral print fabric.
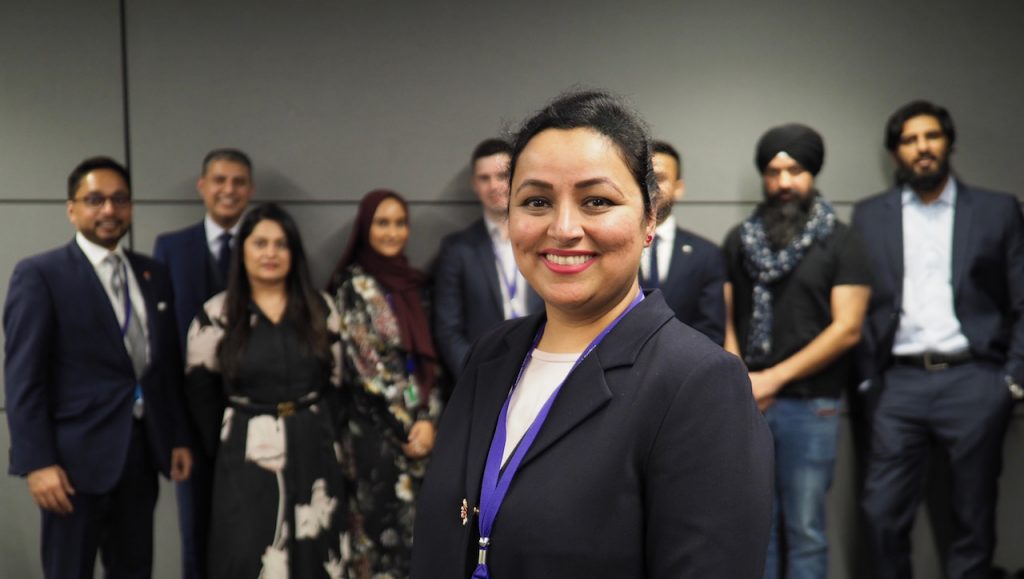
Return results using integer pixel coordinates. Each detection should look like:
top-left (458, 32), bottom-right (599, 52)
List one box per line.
top-left (185, 292), bottom-right (350, 579)
top-left (334, 266), bottom-right (441, 578)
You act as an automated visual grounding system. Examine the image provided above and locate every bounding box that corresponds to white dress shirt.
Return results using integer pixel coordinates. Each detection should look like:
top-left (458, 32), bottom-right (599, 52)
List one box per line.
top-left (892, 179), bottom-right (970, 355)
top-left (640, 215), bottom-right (677, 284)
top-left (76, 232), bottom-right (150, 363)
top-left (204, 214), bottom-right (242, 257)
top-left (484, 214), bottom-right (528, 319)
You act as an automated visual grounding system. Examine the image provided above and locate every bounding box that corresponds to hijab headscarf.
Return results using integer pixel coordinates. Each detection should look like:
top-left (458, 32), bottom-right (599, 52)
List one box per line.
top-left (330, 189), bottom-right (437, 403)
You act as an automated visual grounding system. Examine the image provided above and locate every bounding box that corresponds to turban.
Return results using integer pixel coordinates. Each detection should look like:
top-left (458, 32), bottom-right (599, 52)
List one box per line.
top-left (755, 123), bottom-right (825, 176)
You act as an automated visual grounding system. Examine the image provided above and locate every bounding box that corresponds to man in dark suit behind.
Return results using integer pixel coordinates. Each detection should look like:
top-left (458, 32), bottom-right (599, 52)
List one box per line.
top-left (4, 156), bottom-right (192, 578)
top-left (642, 140), bottom-right (726, 344)
top-left (852, 100), bottom-right (1024, 579)
top-left (153, 148), bottom-right (253, 579)
top-left (432, 138), bottom-right (541, 377)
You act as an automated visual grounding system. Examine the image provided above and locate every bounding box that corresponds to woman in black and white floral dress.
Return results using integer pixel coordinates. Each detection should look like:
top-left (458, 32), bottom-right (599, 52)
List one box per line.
top-left (186, 204), bottom-right (350, 579)
top-left (328, 190), bottom-right (442, 579)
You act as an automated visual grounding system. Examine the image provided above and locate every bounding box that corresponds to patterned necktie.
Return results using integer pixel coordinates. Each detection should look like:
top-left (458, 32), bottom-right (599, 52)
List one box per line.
top-left (108, 254), bottom-right (148, 380)
top-left (647, 234), bottom-right (660, 289)
top-left (217, 232), bottom-right (233, 281)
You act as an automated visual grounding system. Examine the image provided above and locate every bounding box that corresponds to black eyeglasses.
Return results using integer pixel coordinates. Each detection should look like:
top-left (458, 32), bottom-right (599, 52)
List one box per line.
top-left (73, 193), bottom-right (132, 208)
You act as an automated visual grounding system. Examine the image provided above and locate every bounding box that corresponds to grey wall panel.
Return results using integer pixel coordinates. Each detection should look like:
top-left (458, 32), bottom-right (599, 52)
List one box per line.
top-left (0, 0), bottom-right (125, 201)
top-left (124, 0), bottom-right (1023, 209)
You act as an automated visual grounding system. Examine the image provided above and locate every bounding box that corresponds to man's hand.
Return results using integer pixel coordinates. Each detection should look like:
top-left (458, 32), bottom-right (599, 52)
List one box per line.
top-left (27, 465), bottom-right (75, 514)
top-left (750, 368), bottom-right (785, 412)
top-left (402, 420), bottom-right (437, 460)
top-left (170, 447), bottom-right (193, 482)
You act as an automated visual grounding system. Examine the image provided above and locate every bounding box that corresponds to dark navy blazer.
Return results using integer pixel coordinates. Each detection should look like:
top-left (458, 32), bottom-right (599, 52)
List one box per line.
top-left (658, 227), bottom-right (727, 346)
top-left (154, 221), bottom-right (220, 352)
top-left (432, 219), bottom-right (542, 375)
top-left (412, 291), bottom-right (773, 578)
top-left (4, 241), bottom-right (188, 494)
top-left (850, 181), bottom-right (1024, 384)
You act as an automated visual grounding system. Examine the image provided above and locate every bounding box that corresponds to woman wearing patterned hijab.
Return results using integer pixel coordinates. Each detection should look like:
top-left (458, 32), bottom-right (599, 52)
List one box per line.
top-left (328, 189), bottom-right (442, 578)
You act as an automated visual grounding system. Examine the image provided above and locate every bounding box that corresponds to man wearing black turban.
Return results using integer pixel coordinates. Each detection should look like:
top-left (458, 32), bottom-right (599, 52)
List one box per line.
top-left (723, 124), bottom-right (872, 578)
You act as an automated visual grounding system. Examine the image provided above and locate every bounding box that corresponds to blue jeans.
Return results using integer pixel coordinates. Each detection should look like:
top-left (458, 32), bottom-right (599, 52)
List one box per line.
top-left (763, 397), bottom-right (841, 579)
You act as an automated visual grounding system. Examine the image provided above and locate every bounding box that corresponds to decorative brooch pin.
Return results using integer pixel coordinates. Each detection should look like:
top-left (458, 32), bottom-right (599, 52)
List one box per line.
top-left (460, 498), bottom-right (479, 526)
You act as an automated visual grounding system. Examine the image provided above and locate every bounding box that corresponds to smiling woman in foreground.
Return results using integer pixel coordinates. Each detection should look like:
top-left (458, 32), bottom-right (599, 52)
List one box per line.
top-left (411, 91), bottom-right (774, 578)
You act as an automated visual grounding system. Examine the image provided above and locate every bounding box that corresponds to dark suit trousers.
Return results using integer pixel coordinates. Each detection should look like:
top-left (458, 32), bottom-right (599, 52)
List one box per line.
top-left (862, 362), bottom-right (1013, 579)
top-left (41, 419), bottom-right (159, 579)
top-left (175, 451), bottom-right (212, 579)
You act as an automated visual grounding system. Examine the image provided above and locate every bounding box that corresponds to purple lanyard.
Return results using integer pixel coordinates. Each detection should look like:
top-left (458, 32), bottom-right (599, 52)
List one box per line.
top-left (472, 291), bottom-right (644, 579)
top-left (493, 245), bottom-right (520, 319)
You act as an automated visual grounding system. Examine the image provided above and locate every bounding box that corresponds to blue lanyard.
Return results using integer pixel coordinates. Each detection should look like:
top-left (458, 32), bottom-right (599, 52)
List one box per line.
top-left (493, 245), bottom-right (520, 319)
top-left (472, 291), bottom-right (644, 578)
top-left (115, 261), bottom-right (144, 408)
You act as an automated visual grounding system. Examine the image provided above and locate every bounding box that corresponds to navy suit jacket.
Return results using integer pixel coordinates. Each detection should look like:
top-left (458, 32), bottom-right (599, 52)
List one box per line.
top-left (658, 227), bottom-right (727, 345)
top-left (4, 241), bottom-right (188, 494)
top-left (432, 219), bottom-right (542, 375)
top-left (154, 221), bottom-right (222, 352)
top-left (412, 291), bottom-right (773, 578)
top-left (851, 180), bottom-right (1024, 385)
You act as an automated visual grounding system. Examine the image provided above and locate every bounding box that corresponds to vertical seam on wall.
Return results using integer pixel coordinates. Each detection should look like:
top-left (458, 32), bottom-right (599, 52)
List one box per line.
top-left (119, 0), bottom-right (133, 250)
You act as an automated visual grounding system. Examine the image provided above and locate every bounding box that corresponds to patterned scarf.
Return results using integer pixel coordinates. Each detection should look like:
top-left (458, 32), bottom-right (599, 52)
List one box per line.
top-left (740, 194), bottom-right (836, 364)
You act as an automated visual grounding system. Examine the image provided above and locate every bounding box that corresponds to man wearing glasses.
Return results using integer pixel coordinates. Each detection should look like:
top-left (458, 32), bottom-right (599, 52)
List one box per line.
top-left (4, 156), bottom-right (192, 578)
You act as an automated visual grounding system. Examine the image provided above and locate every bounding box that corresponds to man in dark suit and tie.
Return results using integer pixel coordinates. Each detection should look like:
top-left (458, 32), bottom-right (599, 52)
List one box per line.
top-left (4, 156), bottom-right (192, 578)
top-left (433, 138), bottom-right (541, 377)
top-left (852, 100), bottom-right (1024, 579)
top-left (153, 148), bottom-right (253, 579)
top-left (641, 140), bottom-right (726, 344)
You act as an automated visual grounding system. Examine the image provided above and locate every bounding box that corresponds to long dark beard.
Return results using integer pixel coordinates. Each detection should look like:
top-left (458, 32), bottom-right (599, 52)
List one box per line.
top-left (896, 156), bottom-right (951, 193)
top-left (757, 191), bottom-right (816, 250)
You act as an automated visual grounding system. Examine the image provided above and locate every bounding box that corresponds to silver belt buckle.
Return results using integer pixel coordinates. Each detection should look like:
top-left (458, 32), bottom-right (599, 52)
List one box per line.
top-left (922, 352), bottom-right (949, 371)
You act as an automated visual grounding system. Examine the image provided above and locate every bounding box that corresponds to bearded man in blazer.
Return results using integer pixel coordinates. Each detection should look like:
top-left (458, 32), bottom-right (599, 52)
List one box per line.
top-left (433, 139), bottom-right (541, 377)
top-left (4, 156), bottom-right (192, 578)
top-left (153, 148), bottom-right (253, 579)
top-left (852, 100), bottom-right (1024, 579)
top-left (641, 140), bottom-right (726, 344)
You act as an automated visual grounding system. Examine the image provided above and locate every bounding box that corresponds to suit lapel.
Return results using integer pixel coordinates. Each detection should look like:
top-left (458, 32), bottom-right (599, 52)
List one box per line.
top-left (951, 181), bottom-right (973, 299)
top-left (471, 222), bottom-right (504, 314)
top-left (517, 354), bottom-right (612, 469)
top-left (463, 316), bottom-right (543, 504)
top-left (882, 189), bottom-right (905, 304)
top-left (661, 228), bottom-right (689, 304)
top-left (188, 222), bottom-right (215, 298)
top-left (68, 241), bottom-right (124, 344)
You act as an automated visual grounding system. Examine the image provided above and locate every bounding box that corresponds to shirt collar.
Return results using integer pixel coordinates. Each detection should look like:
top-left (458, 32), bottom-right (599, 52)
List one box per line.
top-left (76, 232), bottom-right (126, 267)
top-left (901, 177), bottom-right (957, 207)
top-left (483, 213), bottom-right (508, 242)
top-left (205, 214), bottom-right (242, 245)
top-left (655, 214), bottom-right (677, 239)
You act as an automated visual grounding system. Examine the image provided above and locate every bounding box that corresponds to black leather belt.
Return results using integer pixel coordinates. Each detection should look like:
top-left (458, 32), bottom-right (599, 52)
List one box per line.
top-left (227, 390), bottom-right (320, 417)
top-left (893, 351), bottom-right (973, 371)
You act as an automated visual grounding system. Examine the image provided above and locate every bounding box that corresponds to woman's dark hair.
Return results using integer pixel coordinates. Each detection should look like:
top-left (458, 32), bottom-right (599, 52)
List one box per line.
top-left (218, 203), bottom-right (328, 379)
top-left (884, 100), bottom-right (956, 152)
top-left (508, 90), bottom-right (657, 218)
